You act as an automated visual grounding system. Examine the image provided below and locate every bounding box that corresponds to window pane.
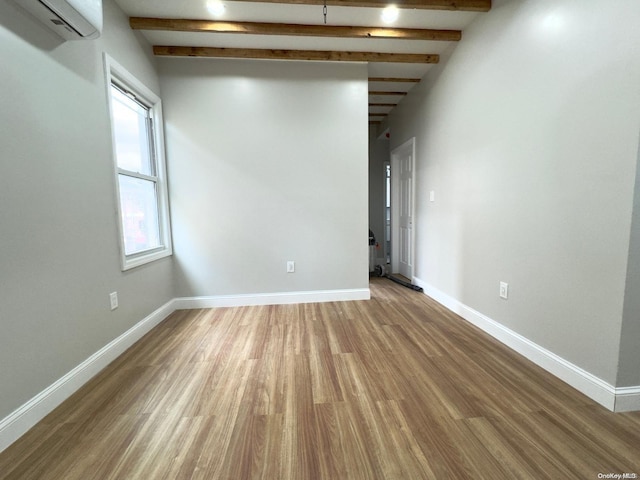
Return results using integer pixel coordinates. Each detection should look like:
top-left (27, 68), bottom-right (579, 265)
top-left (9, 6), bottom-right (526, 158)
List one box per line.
top-left (111, 85), bottom-right (153, 175)
top-left (118, 175), bottom-right (160, 255)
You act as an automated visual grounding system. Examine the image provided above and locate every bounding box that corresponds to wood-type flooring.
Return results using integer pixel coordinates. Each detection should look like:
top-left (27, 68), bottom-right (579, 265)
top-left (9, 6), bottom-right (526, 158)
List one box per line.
top-left (1, 278), bottom-right (639, 479)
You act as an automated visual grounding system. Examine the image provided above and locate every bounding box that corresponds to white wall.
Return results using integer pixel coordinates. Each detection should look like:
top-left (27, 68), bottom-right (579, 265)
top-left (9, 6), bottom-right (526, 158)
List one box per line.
top-left (159, 58), bottom-right (369, 297)
top-left (618, 138), bottom-right (640, 387)
top-left (389, 0), bottom-right (640, 387)
top-left (0, 0), bottom-right (174, 427)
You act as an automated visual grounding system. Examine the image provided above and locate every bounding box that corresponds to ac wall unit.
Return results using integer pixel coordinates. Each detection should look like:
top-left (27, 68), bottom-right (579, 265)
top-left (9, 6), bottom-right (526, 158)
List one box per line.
top-left (18, 0), bottom-right (103, 40)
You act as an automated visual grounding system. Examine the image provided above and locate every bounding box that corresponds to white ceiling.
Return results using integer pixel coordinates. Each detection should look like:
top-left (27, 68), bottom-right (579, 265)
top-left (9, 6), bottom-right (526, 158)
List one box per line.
top-left (113, 0), bottom-right (485, 122)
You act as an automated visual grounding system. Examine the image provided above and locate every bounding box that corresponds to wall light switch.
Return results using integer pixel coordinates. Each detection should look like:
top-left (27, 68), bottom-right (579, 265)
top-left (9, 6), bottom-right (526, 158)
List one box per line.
top-left (429, 190), bottom-right (435, 202)
top-left (287, 261), bottom-right (295, 273)
top-left (499, 282), bottom-right (509, 300)
top-left (109, 292), bottom-right (118, 310)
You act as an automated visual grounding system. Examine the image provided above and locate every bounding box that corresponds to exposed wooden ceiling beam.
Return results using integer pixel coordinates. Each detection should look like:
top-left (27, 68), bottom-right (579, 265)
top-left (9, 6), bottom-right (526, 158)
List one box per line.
top-left (131, 18), bottom-right (461, 42)
top-left (369, 91), bottom-right (409, 95)
top-left (369, 77), bottom-right (420, 83)
top-left (231, 0), bottom-right (491, 12)
top-left (153, 46), bottom-right (439, 63)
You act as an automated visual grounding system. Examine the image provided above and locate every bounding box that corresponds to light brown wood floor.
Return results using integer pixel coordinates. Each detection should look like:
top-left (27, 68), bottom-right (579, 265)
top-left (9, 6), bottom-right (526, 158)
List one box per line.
top-left (1, 278), bottom-right (639, 479)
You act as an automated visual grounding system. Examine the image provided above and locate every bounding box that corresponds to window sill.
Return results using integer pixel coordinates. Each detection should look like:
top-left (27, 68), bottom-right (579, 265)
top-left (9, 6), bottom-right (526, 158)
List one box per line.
top-left (122, 247), bottom-right (173, 271)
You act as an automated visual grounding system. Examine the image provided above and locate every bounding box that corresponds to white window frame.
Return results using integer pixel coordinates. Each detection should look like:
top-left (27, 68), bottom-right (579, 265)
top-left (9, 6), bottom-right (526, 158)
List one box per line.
top-left (104, 54), bottom-right (172, 270)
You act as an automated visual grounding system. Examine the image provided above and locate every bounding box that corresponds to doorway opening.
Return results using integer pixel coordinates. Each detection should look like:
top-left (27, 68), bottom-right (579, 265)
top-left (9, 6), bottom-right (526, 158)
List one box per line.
top-left (390, 137), bottom-right (415, 282)
top-left (385, 162), bottom-right (391, 265)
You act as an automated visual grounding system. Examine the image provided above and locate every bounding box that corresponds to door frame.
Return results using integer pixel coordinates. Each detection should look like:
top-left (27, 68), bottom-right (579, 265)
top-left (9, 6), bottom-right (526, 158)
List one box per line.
top-left (390, 137), bottom-right (416, 279)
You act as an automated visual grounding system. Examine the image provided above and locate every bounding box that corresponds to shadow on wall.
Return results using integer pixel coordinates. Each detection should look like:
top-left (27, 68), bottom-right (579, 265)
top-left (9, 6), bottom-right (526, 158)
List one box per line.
top-left (0, 0), bottom-right (109, 86)
top-left (0, 1), bottom-right (64, 51)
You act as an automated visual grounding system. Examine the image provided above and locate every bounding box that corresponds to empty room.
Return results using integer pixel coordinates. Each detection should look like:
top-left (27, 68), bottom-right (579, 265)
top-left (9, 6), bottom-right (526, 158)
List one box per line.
top-left (1, 0), bottom-right (640, 478)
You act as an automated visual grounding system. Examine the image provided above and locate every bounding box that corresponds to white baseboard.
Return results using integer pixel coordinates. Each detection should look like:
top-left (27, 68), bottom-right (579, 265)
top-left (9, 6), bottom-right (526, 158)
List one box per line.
top-left (174, 288), bottom-right (371, 309)
top-left (0, 286), bottom-right (371, 454)
top-left (613, 386), bottom-right (640, 412)
top-left (0, 299), bottom-right (176, 454)
top-left (412, 276), bottom-right (640, 413)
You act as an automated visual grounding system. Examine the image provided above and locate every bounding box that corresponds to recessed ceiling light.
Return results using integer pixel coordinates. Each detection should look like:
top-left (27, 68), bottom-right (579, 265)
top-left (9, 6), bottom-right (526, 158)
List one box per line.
top-left (207, 0), bottom-right (225, 16)
top-left (381, 5), bottom-right (399, 24)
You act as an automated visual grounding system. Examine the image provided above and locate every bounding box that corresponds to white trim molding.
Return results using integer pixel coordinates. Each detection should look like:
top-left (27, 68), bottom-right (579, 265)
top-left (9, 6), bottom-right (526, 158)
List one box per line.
top-left (174, 288), bottom-right (371, 309)
top-left (614, 386), bottom-right (640, 413)
top-left (413, 276), bottom-right (640, 413)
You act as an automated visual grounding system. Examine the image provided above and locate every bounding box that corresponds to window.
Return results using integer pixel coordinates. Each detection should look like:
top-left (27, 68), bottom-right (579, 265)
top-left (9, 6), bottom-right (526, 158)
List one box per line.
top-left (105, 55), bottom-right (172, 270)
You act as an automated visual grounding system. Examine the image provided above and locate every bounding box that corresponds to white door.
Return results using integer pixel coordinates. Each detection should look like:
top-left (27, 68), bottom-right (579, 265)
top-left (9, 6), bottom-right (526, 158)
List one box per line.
top-left (391, 138), bottom-right (415, 279)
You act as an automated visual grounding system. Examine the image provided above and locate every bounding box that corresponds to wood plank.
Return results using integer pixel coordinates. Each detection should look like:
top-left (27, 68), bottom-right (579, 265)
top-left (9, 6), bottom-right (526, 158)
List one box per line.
top-left (1, 278), bottom-right (639, 479)
top-left (369, 77), bottom-right (421, 82)
top-left (153, 46), bottom-right (439, 63)
top-left (130, 17), bottom-right (462, 41)
top-left (231, 0), bottom-right (492, 12)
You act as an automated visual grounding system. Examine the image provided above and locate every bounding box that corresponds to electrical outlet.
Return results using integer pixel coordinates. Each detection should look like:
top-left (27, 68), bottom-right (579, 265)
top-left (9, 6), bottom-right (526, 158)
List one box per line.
top-left (499, 282), bottom-right (509, 300)
top-left (109, 292), bottom-right (118, 310)
top-left (287, 261), bottom-right (295, 273)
